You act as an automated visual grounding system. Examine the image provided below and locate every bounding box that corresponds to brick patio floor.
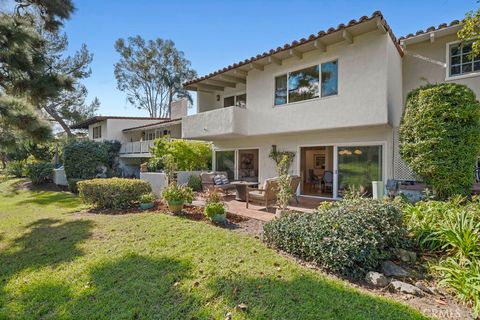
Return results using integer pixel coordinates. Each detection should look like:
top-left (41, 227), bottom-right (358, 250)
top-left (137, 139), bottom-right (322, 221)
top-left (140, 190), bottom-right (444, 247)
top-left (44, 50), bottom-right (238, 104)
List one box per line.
top-left (193, 194), bottom-right (327, 222)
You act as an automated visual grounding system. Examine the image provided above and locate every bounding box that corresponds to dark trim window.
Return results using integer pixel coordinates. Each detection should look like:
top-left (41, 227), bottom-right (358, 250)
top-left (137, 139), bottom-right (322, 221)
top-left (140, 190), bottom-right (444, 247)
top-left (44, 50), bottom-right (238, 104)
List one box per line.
top-left (274, 60), bottom-right (338, 106)
top-left (92, 126), bottom-right (101, 139)
top-left (223, 94), bottom-right (247, 108)
top-left (449, 41), bottom-right (480, 77)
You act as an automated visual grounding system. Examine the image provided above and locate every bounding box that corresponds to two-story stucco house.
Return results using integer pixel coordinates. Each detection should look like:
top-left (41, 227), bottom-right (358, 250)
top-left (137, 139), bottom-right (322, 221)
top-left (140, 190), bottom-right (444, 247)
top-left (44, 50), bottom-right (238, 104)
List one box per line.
top-left (181, 11), bottom-right (480, 200)
top-left (70, 99), bottom-right (187, 177)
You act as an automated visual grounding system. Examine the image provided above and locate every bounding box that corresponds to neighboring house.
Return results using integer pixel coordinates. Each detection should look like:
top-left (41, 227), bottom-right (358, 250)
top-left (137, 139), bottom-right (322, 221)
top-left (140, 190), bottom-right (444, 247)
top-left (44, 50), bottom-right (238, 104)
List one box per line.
top-left (181, 11), bottom-right (480, 199)
top-left (70, 100), bottom-right (187, 177)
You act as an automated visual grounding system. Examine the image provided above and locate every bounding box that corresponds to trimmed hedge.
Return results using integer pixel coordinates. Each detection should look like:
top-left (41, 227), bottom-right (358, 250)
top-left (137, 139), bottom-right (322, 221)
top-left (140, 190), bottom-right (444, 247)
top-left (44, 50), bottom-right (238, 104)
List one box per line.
top-left (63, 140), bottom-right (121, 181)
top-left (264, 198), bottom-right (407, 277)
top-left (26, 162), bottom-right (54, 184)
top-left (400, 83), bottom-right (480, 199)
top-left (78, 178), bottom-right (151, 209)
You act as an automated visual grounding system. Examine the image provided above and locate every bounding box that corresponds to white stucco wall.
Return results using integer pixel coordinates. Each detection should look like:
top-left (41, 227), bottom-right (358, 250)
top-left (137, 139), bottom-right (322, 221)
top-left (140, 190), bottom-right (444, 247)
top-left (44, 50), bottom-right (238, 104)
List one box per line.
top-left (403, 33), bottom-right (480, 107)
top-left (193, 30), bottom-right (395, 137)
top-left (211, 125), bottom-right (394, 186)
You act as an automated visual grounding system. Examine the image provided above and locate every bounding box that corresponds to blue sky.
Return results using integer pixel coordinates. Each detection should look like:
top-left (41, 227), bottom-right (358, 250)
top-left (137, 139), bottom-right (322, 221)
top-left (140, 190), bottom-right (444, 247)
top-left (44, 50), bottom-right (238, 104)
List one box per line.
top-left (61, 0), bottom-right (479, 117)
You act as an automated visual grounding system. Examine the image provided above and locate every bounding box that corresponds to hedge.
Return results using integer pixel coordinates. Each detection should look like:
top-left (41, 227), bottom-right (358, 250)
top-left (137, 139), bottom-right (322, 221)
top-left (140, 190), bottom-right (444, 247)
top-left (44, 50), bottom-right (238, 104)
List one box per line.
top-left (78, 178), bottom-right (151, 209)
top-left (400, 83), bottom-right (480, 199)
top-left (264, 198), bottom-right (407, 277)
top-left (26, 162), bottom-right (54, 184)
top-left (63, 140), bottom-right (121, 182)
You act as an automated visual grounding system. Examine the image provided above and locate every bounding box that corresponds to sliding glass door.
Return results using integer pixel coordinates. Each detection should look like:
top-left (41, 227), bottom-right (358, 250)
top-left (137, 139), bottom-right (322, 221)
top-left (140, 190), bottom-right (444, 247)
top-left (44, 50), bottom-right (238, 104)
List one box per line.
top-left (215, 151), bottom-right (235, 180)
top-left (336, 145), bottom-right (383, 197)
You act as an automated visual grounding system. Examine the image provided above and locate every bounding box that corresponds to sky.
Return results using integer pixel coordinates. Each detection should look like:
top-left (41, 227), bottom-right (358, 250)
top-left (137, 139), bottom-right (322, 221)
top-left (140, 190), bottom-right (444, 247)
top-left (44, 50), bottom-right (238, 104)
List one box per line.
top-left (58, 0), bottom-right (479, 117)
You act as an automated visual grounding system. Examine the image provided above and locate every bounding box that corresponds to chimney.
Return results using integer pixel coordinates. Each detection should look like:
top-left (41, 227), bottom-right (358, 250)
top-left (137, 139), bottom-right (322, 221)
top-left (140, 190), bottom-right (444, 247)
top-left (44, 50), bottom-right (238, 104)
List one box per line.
top-left (170, 99), bottom-right (188, 119)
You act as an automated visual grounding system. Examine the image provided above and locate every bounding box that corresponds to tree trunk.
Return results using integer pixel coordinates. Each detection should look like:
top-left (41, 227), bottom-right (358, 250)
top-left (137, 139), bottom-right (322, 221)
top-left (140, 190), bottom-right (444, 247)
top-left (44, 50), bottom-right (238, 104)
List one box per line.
top-left (43, 105), bottom-right (73, 136)
top-left (167, 88), bottom-right (173, 119)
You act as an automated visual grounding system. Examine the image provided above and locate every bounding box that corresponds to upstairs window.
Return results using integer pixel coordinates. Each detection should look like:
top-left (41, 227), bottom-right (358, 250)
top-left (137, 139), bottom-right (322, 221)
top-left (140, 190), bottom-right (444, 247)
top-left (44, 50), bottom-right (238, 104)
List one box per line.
top-left (274, 60), bottom-right (338, 106)
top-left (223, 94), bottom-right (247, 108)
top-left (274, 75), bottom-right (287, 105)
top-left (92, 126), bottom-right (101, 139)
top-left (321, 60), bottom-right (338, 97)
top-left (288, 65), bottom-right (319, 102)
top-left (449, 41), bottom-right (480, 77)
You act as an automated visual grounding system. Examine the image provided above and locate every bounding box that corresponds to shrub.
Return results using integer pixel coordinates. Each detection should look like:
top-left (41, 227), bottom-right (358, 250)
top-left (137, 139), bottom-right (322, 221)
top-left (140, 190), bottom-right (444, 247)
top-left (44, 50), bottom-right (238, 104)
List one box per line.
top-left (204, 202), bottom-right (226, 220)
top-left (26, 162), bottom-right (54, 184)
top-left (139, 193), bottom-right (156, 203)
top-left (78, 178), bottom-right (151, 209)
top-left (67, 178), bottom-right (84, 194)
top-left (264, 198), bottom-right (406, 276)
top-left (187, 174), bottom-right (202, 192)
top-left (63, 140), bottom-right (121, 183)
top-left (161, 183), bottom-right (193, 204)
top-left (150, 137), bottom-right (211, 171)
top-left (6, 160), bottom-right (25, 177)
top-left (400, 83), bottom-right (480, 199)
top-left (404, 198), bottom-right (480, 316)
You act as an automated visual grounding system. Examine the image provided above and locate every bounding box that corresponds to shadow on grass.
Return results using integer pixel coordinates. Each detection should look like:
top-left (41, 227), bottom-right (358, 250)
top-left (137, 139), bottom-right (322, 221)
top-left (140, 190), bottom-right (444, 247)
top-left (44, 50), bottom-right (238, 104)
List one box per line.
top-left (205, 275), bottom-right (426, 319)
top-left (3, 253), bottom-right (427, 319)
top-left (16, 191), bottom-right (80, 208)
top-left (0, 218), bottom-right (93, 281)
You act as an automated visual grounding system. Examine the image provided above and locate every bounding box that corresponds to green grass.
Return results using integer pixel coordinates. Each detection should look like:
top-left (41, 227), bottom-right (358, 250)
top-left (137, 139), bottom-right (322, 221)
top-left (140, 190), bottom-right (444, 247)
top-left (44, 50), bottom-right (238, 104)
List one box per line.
top-left (0, 179), bottom-right (427, 319)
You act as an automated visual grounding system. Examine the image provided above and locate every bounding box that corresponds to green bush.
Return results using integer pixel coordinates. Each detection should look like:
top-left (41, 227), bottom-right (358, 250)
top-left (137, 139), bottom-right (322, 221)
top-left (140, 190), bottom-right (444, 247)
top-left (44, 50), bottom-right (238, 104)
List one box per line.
top-left (264, 198), bottom-right (406, 277)
top-left (67, 178), bottom-right (84, 194)
top-left (63, 140), bottom-right (121, 183)
top-left (139, 193), bottom-right (156, 203)
top-left (6, 160), bottom-right (25, 177)
top-left (78, 178), bottom-right (151, 209)
top-left (26, 162), bottom-right (54, 184)
top-left (150, 137), bottom-right (211, 171)
top-left (187, 174), bottom-right (202, 192)
top-left (400, 83), bottom-right (480, 199)
top-left (161, 183), bottom-right (193, 204)
top-left (204, 202), bottom-right (225, 220)
top-left (404, 198), bottom-right (480, 316)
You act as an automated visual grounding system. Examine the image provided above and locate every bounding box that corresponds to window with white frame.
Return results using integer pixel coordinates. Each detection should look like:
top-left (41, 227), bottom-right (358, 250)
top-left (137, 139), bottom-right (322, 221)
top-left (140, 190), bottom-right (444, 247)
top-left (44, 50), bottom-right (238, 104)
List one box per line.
top-left (92, 125), bottom-right (101, 139)
top-left (146, 131), bottom-right (155, 140)
top-left (275, 60), bottom-right (338, 106)
top-left (448, 41), bottom-right (480, 77)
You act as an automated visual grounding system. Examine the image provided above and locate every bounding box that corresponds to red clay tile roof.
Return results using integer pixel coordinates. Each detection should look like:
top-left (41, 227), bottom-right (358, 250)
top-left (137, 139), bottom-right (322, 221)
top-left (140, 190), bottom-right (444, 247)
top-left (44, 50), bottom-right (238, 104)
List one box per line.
top-left (70, 116), bottom-right (169, 129)
top-left (184, 11), bottom-right (402, 87)
top-left (398, 19), bottom-right (462, 41)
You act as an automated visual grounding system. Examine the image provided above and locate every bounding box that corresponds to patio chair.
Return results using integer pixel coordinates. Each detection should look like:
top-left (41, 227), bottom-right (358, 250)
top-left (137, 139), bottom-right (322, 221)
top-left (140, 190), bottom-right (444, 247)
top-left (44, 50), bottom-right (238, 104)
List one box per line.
top-left (289, 175), bottom-right (301, 204)
top-left (307, 169), bottom-right (320, 190)
top-left (322, 171), bottom-right (333, 193)
top-left (246, 178), bottom-right (278, 210)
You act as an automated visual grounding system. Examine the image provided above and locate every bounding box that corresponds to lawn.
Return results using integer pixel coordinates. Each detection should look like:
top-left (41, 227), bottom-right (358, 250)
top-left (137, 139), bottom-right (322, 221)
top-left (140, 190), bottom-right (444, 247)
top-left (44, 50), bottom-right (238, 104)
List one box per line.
top-left (0, 179), bottom-right (427, 319)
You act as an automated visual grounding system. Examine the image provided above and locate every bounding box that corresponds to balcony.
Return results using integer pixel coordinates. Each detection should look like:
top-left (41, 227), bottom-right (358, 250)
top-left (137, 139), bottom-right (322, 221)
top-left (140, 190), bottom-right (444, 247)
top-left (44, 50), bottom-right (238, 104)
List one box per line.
top-left (119, 141), bottom-right (155, 157)
top-left (182, 106), bottom-right (248, 140)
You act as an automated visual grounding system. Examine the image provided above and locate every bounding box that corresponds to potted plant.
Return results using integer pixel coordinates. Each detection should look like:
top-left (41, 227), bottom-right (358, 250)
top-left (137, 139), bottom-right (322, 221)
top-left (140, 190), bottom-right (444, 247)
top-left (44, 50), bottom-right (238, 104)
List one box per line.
top-left (139, 193), bottom-right (156, 210)
top-left (204, 202), bottom-right (226, 223)
top-left (203, 188), bottom-right (226, 223)
top-left (162, 183), bottom-right (193, 213)
top-left (275, 154), bottom-right (294, 216)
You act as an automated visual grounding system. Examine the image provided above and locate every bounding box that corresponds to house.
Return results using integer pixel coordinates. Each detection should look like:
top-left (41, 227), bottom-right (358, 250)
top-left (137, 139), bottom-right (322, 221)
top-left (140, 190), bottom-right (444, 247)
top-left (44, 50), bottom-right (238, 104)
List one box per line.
top-left (181, 11), bottom-right (480, 199)
top-left (70, 99), bottom-right (187, 177)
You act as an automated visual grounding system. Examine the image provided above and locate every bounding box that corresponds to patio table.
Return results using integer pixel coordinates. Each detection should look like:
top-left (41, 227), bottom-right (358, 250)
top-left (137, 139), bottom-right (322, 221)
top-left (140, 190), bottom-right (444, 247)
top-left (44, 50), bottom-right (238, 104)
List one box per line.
top-left (231, 181), bottom-right (259, 201)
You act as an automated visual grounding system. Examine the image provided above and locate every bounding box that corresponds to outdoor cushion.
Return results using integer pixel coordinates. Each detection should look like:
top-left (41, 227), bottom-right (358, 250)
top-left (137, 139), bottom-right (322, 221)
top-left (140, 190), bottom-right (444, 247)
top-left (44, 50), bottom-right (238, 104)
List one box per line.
top-left (247, 190), bottom-right (265, 200)
top-left (213, 175), bottom-right (223, 185)
top-left (220, 175), bottom-right (229, 184)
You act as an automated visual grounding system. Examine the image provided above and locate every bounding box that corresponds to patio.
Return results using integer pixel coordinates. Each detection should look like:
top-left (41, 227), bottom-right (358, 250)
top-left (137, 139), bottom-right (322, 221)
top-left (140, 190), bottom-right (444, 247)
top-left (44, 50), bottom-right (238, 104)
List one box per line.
top-left (193, 194), bottom-right (325, 222)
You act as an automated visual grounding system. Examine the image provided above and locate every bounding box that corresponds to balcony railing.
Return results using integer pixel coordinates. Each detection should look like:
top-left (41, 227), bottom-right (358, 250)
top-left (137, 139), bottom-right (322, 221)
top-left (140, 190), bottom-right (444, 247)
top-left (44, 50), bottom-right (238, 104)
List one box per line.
top-left (120, 140), bottom-right (155, 155)
top-left (182, 106), bottom-right (248, 139)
